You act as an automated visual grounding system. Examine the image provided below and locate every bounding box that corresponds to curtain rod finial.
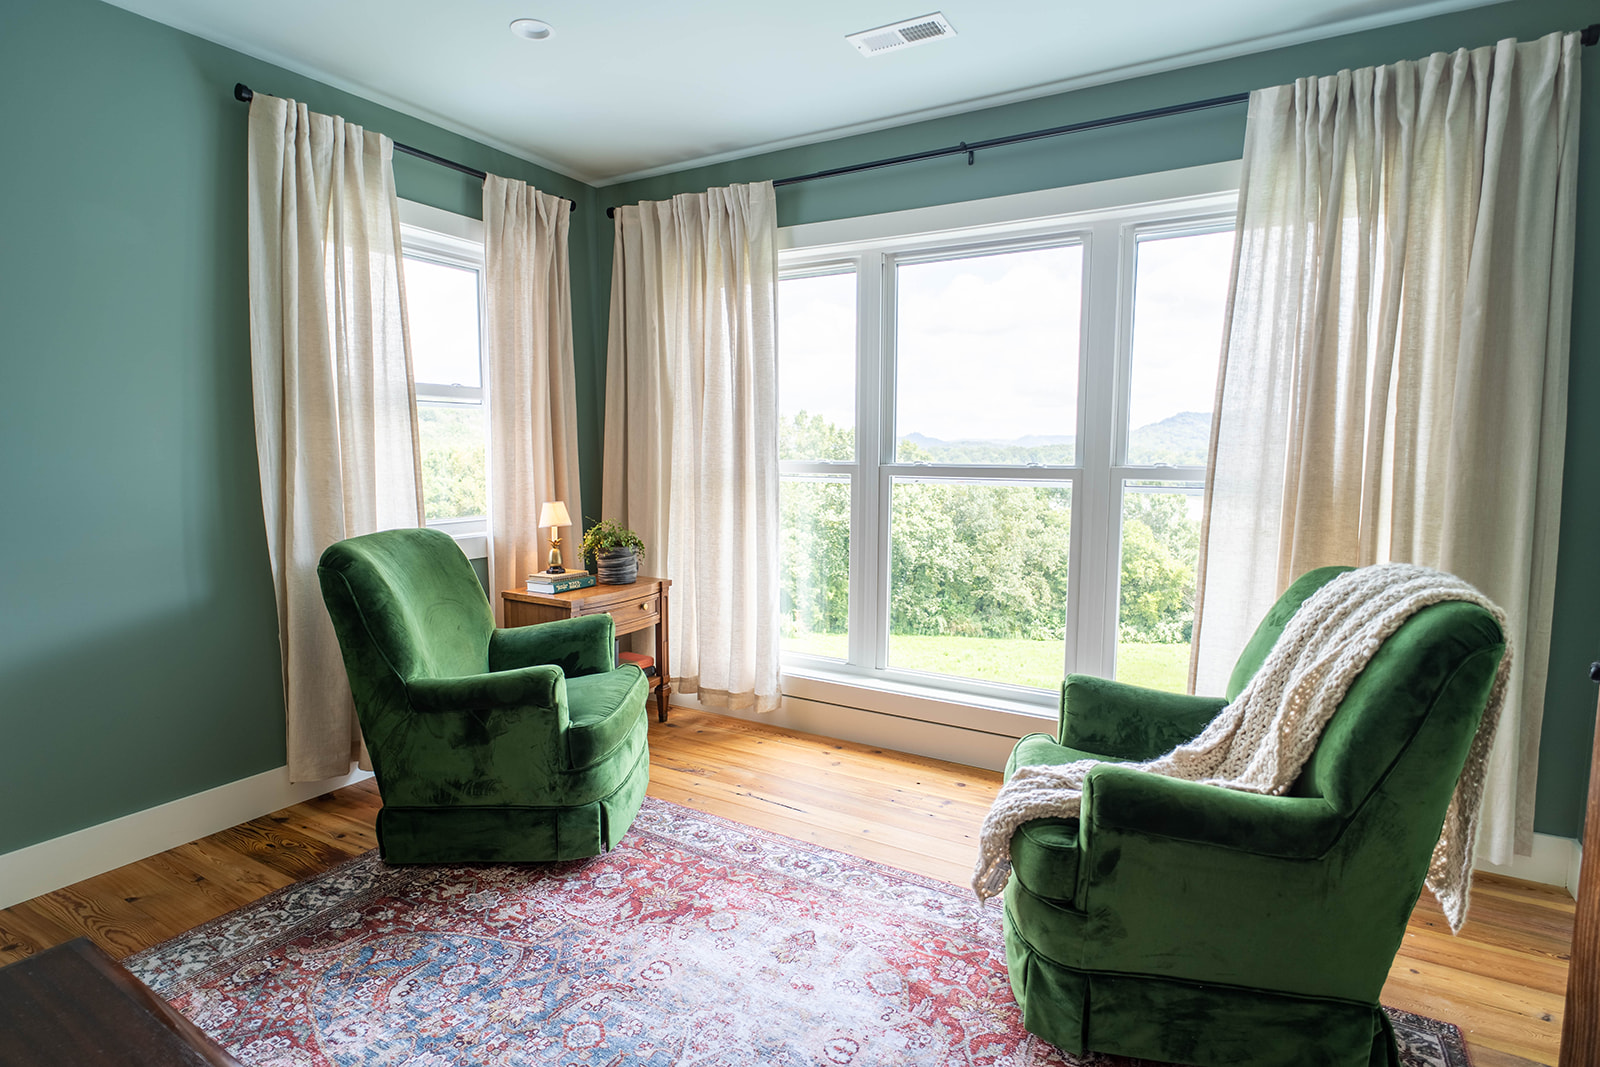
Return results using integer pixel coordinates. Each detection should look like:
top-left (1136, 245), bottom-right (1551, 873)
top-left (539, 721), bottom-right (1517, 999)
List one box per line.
top-left (234, 83), bottom-right (253, 102)
top-left (1583, 23), bottom-right (1599, 46)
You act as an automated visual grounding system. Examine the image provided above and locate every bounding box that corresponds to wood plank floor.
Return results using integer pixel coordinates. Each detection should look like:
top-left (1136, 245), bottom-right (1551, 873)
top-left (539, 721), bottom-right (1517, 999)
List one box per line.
top-left (0, 708), bottom-right (1574, 1065)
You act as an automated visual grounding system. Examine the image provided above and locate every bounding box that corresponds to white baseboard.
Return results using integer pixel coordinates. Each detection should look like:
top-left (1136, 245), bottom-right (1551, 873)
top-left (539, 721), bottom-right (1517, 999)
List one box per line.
top-left (0, 765), bottom-right (373, 911)
top-left (669, 689), bottom-right (1022, 773)
top-left (672, 689), bottom-right (1584, 897)
top-left (1474, 832), bottom-right (1582, 895)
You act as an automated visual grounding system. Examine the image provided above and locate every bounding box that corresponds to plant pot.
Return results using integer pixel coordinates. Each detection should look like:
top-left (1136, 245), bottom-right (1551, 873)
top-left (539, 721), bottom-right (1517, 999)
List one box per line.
top-left (597, 547), bottom-right (639, 585)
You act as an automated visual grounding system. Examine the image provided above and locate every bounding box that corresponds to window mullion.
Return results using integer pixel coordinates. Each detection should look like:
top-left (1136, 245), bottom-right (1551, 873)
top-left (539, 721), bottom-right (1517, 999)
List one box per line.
top-left (1071, 220), bottom-right (1124, 680)
top-left (849, 253), bottom-right (885, 672)
top-left (868, 251), bottom-right (895, 672)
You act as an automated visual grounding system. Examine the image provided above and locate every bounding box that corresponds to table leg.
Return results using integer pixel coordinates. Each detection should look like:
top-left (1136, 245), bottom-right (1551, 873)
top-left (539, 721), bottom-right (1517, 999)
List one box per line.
top-left (656, 581), bottom-right (671, 723)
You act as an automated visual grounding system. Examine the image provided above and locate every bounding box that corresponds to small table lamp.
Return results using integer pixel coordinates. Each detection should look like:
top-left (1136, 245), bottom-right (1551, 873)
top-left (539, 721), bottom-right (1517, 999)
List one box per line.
top-left (538, 500), bottom-right (572, 573)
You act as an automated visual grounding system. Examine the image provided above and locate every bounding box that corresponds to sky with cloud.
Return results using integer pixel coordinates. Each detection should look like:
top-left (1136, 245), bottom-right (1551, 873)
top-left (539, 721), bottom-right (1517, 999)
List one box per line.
top-left (778, 229), bottom-right (1234, 447)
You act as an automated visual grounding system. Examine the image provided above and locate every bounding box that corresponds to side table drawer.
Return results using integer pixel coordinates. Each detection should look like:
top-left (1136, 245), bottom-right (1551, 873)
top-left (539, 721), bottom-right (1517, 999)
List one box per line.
top-left (612, 594), bottom-right (660, 634)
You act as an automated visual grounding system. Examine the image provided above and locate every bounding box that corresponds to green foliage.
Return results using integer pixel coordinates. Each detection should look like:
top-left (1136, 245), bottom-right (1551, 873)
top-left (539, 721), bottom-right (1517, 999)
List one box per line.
top-left (580, 518), bottom-right (646, 566)
top-left (780, 410), bottom-right (854, 461)
top-left (779, 413), bottom-right (1204, 679)
top-left (1118, 493), bottom-right (1199, 644)
top-left (418, 406), bottom-right (486, 522)
top-left (780, 478), bottom-right (850, 636)
top-left (888, 482), bottom-right (1071, 641)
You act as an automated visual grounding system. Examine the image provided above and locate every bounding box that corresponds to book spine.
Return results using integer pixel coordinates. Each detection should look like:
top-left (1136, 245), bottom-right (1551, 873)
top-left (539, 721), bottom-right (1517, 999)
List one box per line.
top-left (526, 577), bottom-right (595, 593)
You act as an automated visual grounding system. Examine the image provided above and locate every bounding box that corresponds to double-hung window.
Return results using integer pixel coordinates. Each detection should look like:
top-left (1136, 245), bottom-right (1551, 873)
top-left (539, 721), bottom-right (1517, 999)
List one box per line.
top-left (399, 201), bottom-right (488, 552)
top-left (777, 165), bottom-right (1237, 714)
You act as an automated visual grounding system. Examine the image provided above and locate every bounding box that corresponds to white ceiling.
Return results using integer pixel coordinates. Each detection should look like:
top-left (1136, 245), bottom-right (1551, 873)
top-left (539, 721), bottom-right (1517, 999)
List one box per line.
top-left (105, 0), bottom-right (1504, 185)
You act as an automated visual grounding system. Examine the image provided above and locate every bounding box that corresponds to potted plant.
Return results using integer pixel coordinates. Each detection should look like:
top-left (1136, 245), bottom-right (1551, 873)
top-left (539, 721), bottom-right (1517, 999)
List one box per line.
top-left (581, 518), bottom-right (646, 585)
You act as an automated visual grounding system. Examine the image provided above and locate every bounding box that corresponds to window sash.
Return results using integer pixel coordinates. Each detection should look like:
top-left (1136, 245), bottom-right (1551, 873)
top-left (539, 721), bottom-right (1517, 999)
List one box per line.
top-left (400, 201), bottom-right (489, 536)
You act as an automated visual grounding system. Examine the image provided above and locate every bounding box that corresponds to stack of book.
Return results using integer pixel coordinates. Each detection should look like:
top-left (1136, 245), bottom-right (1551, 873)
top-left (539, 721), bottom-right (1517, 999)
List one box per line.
top-left (525, 570), bottom-right (596, 594)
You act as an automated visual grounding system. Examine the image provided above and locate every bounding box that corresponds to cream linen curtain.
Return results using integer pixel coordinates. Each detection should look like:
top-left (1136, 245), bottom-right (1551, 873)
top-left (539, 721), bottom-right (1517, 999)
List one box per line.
top-left (482, 176), bottom-right (581, 622)
top-left (1192, 33), bottom-right (1581, 861)
top-left (247, 94), bottom-right (423, 781)
top-left (603, 182), bottom-right (780, 712)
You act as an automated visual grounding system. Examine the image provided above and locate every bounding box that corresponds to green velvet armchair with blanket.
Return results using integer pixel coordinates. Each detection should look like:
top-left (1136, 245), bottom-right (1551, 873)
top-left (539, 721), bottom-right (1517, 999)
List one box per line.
top-left (982, 564), bottom-right (1509, 1067)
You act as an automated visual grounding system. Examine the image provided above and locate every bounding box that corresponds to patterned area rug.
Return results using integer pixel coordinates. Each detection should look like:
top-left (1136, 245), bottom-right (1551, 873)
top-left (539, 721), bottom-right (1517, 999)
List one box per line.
top-left (127, 798), bottom-right (1469, 1066)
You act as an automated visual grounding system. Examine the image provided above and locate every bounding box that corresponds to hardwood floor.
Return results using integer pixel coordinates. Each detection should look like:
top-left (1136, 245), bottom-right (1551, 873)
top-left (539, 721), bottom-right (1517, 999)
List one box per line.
top-left (0, 708), bottom-right (1574, 1065)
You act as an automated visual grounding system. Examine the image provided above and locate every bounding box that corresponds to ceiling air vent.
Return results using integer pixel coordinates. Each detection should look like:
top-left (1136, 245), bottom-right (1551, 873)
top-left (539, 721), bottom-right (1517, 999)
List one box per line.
top-left (846, 13), bottom-right (956, 57)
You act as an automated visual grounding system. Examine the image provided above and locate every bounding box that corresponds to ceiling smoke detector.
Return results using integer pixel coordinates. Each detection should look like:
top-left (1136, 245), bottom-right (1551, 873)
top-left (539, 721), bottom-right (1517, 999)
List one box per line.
top-left (846, 12), bottom-right (956, 57)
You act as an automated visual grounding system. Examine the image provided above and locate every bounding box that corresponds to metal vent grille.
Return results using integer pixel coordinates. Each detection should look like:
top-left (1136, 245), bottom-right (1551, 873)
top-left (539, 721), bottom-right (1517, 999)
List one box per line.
top-left (846, 12), bottom-right (956, 57)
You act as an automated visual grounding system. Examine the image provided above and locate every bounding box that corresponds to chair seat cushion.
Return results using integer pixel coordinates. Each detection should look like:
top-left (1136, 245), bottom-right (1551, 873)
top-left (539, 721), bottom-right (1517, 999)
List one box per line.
top-left (1007, 734), bottom-right (1131, 908)
top-left (564, 666), bottom-right (649, 770)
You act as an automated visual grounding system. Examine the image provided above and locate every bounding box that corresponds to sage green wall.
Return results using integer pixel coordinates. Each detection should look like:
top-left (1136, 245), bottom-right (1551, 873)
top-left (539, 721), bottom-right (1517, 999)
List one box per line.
top-left (0, 0), bottom-right (603, 854)
top-left (597, 0), bottom-right (1599, 839)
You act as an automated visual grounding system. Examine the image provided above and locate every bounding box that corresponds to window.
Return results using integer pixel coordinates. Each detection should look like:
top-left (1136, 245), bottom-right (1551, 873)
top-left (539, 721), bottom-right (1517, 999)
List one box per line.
top-left (399, 201), bottom-right (488, 545)
top-left (777, 167), bottom-right (1237, 709)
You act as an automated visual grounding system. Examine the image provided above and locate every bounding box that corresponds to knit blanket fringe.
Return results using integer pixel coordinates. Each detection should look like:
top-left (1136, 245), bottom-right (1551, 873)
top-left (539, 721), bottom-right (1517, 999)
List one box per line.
top-left (971, 563), bottom-right (1510, 934)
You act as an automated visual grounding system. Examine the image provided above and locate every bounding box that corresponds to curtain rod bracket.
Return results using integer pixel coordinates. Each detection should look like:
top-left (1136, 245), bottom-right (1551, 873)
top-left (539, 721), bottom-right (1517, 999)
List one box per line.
top-left (231, 83), bottom-right (576, 212)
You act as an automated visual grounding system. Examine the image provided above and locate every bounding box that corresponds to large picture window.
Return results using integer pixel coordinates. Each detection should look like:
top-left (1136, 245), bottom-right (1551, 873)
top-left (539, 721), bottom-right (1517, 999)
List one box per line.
top-left (778, 172), bottom-right (1236, 707)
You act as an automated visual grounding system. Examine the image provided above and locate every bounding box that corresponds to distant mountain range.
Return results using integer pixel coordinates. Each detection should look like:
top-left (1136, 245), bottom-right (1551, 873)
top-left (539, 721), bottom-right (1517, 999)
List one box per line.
top-left (901, 412), bottom-right (1211, 466)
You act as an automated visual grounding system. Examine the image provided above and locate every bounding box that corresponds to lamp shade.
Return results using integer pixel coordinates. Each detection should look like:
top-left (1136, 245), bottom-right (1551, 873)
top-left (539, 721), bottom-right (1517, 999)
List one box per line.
top-left (538, 500), bottom-right (571, 529)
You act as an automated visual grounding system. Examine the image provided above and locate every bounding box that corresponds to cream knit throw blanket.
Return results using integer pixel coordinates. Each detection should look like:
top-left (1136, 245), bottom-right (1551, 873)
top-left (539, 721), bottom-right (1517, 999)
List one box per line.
top-left (972, 563), bottom-right (1510, 933)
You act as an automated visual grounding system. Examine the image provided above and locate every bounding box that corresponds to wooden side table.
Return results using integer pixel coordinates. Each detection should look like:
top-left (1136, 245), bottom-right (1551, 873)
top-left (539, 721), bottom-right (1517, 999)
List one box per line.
top-left (503, 575), bottom-right (673, 722)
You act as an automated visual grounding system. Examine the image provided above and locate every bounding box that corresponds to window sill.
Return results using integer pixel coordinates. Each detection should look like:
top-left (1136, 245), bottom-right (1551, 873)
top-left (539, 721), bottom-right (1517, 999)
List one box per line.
top-left (779, 658), bottom-right (1057, 739)
top-left (426, 520), bottom-right (487, 560)
top-left (453, 532), bottom-right (487, 560)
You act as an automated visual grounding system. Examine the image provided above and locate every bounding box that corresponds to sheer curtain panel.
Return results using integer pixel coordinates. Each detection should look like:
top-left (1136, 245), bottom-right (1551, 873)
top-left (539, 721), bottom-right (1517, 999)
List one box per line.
top-left (1192, 33), bottom-right (1581, 861)
top-left (483, 175), bottom-right (582, 622)
top-left (604, 182), bottom-right (780, 712)
top-left (247, 94), bottom-right (423, 782)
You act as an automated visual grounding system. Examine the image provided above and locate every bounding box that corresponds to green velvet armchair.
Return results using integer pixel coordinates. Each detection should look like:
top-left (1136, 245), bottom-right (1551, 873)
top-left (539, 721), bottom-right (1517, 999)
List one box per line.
top-left (317, 528), bottom-right (650, 864)
top-left (1002, 566), bottom-right (1507, 1067)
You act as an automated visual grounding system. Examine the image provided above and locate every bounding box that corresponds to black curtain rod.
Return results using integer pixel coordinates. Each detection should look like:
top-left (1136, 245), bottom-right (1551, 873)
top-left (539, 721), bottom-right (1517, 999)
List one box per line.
top-left (604, 22), bottom-right (1600, 220)
top-left (234, 84), bottom-right (577, 213)
top-left (605, 91), bottom-right (1248, 218)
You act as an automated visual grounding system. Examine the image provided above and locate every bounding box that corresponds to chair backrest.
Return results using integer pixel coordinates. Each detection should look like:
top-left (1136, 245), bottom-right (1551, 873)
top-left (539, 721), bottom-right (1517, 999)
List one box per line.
top-left (317, 528), bottom-right (495, 683)
top-left (1225, 566), bottom-right (1505, 815)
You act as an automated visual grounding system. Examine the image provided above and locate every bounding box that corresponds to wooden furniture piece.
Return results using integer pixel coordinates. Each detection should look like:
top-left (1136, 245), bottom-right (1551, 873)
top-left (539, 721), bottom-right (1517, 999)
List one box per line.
top-left (1558, 663), bottom-right (1600, 1067)
top-left (504, 575), bottom-right (673, 722)
top-left (0, 937), bottom-right (244, 1066)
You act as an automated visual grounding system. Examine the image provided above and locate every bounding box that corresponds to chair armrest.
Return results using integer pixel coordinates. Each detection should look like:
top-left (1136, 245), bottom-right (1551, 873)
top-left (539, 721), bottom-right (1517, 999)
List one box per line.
top-left (1075, 764), bottom-right (1379, 999)
top-left (1058, 674), bottom-right (1227, 761)
top-left (1082, 763), bottom-right (1339, 859)
top-left (489, 614), bottom-right (615, 677)
top-left (407, 664), bottom-right (565, 714)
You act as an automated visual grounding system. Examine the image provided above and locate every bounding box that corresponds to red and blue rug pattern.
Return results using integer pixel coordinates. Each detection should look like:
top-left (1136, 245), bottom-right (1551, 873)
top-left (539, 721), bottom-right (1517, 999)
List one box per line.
top-left (127, 798), bottom-right (1469, 1066)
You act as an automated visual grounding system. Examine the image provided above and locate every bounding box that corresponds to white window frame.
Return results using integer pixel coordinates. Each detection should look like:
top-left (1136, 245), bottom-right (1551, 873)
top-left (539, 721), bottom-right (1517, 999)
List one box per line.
top-left (399, 199), bottom-right (489, 557)
top-left (776, 161), bottom-right (1240, 730)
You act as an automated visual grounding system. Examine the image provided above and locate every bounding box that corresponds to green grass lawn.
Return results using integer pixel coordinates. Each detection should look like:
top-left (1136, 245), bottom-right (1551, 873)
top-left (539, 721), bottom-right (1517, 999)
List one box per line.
top-left (781, 633), bottom-right (1190, 693)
